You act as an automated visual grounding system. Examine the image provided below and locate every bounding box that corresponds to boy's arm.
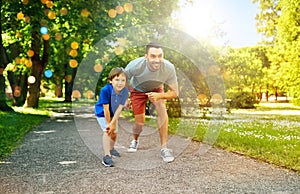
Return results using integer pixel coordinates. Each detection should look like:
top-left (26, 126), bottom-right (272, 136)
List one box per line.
top-left (107, 104), bottom-right (124, 135)
top-left (103, 104), bottom-right (111, 124)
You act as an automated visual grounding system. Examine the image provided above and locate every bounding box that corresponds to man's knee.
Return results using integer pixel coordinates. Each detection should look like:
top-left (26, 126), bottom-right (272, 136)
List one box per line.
top-left (133, 123), bottom-right (143, 135)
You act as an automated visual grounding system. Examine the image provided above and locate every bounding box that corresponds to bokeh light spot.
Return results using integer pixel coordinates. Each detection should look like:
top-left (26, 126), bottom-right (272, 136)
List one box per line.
top-left (27, 50), bottom-right (34, 57)
top-left (69, 59), bottom-right (78, 68)
top-left (55, 33), bottom-right (62, 41)
top-left (25, 59), bottom-right (32, 67)
top-left (222, 71), bottom-right (231, 81)
top-left (15, 57), bottom-right (21, 64)
top-left (93, 64), bottom-right (103, 73)
top-left (116, 5), bottom-right (124, 14)
top-left (60, 7), bottom-right (68, 16)
top-left (81, 9), bottom-right (89, 17)
top-left (124, 3), bottom-right (133, 12)
top-left (17, 12), bottom-right (24, 20)
top-left (71, 41), bottom-right (79, 50)
top-left (46, 1), bottom-right (54, 8)
top-left (197, 94), bottom-right (209, 105)
top-left (48, 11), bottom-right (56, 20)
top-left (65, 75), bottom-right (72, 83)
top-left (72, 90), bottom-right (81, 98)
top-left (108, 9), bottom-right (117, 18)
top-left (40, 26), bottom-right (48, 34)
top-left (210, 93), bottom-right (223, 105)
top-left (114, 46), bottom-right (124, 55)
top-left (44, 69), bottom-right (53, 78)
top-left (42, 34), bottom-right (50, 40)
top-left (25, 16), bottom-right (30, 22)
top-left (22, 0), bottom-right (28, 5)
top-left (14, 86), bottom-right (21, 97)
top-left (69, 49), bottom-right (78, 57)
top-left (84, 90), bottom-right (94, 99)
top-left (28, 76), bottom-right (36, 84)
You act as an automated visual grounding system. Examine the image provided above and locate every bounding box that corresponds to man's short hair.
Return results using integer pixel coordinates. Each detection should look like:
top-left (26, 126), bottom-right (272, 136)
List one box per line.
top-left (146, 42), bottom-right (162, 54)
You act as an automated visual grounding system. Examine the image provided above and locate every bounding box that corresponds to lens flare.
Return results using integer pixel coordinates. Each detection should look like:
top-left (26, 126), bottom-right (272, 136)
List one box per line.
top-left (40, 26), bottom-right (48, 35)
top-left (44, 69), bottom-right (53, 78)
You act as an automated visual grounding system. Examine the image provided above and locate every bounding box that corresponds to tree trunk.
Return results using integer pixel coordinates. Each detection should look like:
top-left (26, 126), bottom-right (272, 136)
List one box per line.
top-left (0, 5), bottom-right (14, 112)
top-left (55, 76), bottom-right (63, 97)
top-left (0, 68), bottom-right (14, 112)
top-left (25, 27), bottom-right (49, 108)
top-left (7, 71), bottom-right (28, 106)
top-left (64, 65), bottom-right (77, 102)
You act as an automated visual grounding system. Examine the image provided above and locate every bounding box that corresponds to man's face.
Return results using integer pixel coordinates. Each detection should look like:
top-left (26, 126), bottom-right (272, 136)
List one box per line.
top-left (145, 47), bottom-right (164, 71)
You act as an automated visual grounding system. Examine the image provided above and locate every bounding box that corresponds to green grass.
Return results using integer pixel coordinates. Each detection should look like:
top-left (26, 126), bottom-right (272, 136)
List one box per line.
top-left (0, 109), bottom-right (50, 159)
top-left (0, 97), bottom-right (95, 160)
top-left (166, 103), bottom-right (300, 172)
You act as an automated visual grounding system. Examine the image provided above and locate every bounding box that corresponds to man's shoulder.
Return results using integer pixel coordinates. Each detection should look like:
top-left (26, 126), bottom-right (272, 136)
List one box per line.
top-left (163, 59), bottom-right (175, 69)
top-left (128, 57), bottom-right (145, 65)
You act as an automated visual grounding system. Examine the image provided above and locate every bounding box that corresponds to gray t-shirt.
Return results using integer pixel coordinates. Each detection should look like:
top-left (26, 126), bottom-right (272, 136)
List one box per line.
top-left (125, 57), bottom-right (177, 92)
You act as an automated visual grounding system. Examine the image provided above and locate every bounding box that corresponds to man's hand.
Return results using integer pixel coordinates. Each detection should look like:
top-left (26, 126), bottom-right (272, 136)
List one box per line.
top-left (146, 92), bottom-right (161, 102)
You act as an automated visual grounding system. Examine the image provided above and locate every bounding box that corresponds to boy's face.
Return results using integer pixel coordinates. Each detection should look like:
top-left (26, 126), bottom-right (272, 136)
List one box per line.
top-left (110, 73), bottom-right (127, 93)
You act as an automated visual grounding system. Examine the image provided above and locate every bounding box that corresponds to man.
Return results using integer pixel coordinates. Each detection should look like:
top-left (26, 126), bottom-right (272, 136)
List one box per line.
top-left (125, 42), bottom-right (179, 163)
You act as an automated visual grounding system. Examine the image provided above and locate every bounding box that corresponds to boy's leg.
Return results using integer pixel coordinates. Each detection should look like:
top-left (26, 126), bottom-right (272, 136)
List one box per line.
top-left (103, 132), bottom-right (111, 156)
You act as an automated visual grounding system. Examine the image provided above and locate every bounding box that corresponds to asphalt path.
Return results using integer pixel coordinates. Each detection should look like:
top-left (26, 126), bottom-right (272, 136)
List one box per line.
top-left (0, 107), bottom-right (299, 194)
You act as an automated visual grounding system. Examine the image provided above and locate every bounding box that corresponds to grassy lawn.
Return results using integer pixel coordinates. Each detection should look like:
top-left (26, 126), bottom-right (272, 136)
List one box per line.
top-left (166, 103), bottom-right (300, 172)
top-left (0, 97), bottom-right (94, 160)
top-left (0, 107), bottom-right (50, 160)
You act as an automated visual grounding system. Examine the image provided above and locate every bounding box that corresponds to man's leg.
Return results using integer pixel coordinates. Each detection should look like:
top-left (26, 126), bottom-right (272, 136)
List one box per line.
top-left (154, 100), bottom-right (174, 162)
top-left (133, 114), bottom-right (145, 140)
top-left (153, 100), bottom-right (168, 148)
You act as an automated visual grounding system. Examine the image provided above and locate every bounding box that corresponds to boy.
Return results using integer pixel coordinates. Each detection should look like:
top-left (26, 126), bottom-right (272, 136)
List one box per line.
top-left (95, 67), bottom-right (129, 167)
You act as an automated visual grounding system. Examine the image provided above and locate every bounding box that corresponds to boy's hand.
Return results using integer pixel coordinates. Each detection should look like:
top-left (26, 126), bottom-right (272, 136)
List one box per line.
top-left (106, 127), bottom-right (115, 136)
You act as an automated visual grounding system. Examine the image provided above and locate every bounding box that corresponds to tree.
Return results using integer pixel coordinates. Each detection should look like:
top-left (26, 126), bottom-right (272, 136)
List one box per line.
top-left (1, 0), bottom-right (182, 108)
top-left (254, 0), bottom-right (300, 104)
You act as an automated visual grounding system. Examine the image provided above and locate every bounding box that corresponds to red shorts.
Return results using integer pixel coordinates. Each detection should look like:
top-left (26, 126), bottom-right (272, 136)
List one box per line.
top-left (130, 87), bottom-right (164, 115)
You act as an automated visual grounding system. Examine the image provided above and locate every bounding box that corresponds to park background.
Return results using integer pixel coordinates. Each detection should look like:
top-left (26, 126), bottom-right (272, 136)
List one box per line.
top-left (0, 0), bottom-right (299, 173)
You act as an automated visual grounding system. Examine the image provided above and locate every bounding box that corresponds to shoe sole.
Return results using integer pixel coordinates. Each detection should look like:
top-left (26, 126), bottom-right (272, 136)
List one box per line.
top-left (162, 157), bottom-right (174, 163)
top-left (127, 148), bottom-right (137, 153)
top-left (102, 160), bottom-right (114, 167)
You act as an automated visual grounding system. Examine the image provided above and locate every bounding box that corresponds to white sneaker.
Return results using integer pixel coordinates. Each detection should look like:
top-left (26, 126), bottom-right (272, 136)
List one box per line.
top-left (127, 140), bottom-right (139, 152)
top-left (161, 148), bottom-right (174, 163)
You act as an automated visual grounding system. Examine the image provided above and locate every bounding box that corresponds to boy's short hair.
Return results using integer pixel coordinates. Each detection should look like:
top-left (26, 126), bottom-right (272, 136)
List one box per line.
top-left (146, 42), bottom-right (162, 54)
top-left (108, 67), bottom-right (127, 81)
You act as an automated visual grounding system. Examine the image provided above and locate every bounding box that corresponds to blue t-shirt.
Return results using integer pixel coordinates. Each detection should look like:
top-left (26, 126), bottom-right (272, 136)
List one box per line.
top-left (95, 83), bottom-right (129, 118)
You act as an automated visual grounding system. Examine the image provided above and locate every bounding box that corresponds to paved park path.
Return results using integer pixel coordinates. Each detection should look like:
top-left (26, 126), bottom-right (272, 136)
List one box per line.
top-left (0, 107), bottom-right (299, 194)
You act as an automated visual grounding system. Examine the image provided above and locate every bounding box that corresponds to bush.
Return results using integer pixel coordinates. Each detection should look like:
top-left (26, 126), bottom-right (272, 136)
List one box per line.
top-left (227, 91), bottom-right (259, 109)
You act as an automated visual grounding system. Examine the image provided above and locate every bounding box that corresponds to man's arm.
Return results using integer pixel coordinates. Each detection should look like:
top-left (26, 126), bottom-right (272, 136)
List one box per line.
top-left (146, 82), bottom-right (179, 102)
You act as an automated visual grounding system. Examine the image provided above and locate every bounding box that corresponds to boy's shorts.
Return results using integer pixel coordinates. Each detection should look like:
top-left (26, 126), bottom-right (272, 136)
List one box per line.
top-left (96, 117), bottom-right (118, 133)
top-left (130, 87), bottom-right (164, 115)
